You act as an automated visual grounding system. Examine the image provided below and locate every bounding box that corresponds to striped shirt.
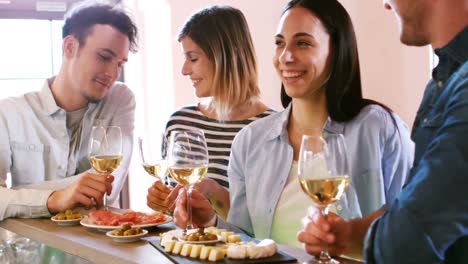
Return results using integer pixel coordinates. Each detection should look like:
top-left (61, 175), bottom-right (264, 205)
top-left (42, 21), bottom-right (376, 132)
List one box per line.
top-left (165, 105), bottom-right (275, 189)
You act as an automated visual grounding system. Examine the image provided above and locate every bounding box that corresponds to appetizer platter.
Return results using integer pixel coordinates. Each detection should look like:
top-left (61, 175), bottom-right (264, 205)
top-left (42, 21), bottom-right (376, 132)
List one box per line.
top-left (51, 209), bottom-right (84, 226)
top-left (151, 227), bottom-right (297, 263)
top-left (80, 210), bottom-right (172, 231)
top-left (106, 224), bottom-right (149, 243)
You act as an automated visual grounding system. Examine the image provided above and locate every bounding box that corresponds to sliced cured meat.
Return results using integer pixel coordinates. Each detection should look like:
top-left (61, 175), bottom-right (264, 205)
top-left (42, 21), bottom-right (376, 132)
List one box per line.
top-left (89, 210), bottom-right (121, 226)
top-left (88, 210), bottom-right (167, 226)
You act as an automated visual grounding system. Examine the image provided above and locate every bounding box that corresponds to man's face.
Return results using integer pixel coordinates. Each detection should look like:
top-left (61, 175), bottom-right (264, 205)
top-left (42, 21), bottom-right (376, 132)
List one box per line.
top-left (66, 24), bottom-right (130, 102)
top-left (384, 0), bottom-right (431, 46)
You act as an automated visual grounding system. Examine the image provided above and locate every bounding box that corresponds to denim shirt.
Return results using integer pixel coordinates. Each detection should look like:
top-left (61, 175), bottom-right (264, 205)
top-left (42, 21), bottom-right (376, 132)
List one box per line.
top-left (365, 27), bottom-right (468, 264)
top-left (217, 103), bottom-right (414, 239)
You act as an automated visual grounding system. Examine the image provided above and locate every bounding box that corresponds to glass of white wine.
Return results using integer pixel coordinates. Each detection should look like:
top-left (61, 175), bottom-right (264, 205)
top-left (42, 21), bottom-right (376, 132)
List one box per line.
top-left (138, 134), bottom-right (168, 183)
top-left (139, 134), bottom-right (174, 214)
top-left (88, 126), bottom-right (123, 211)
top-left (167, 130), bottom-right (208, 231)
top-left (298, 133), bottom-right (350, 264)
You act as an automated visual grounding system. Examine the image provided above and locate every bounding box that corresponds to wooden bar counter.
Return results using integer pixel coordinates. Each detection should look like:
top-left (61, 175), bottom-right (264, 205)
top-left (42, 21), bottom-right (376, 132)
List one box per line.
top-left (0, 214), bottom-right (363, 264)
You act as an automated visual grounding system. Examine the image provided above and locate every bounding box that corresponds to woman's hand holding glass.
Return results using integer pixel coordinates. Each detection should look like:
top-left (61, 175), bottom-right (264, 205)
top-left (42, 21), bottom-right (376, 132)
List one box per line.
top-left (173, 187), bottom-right (216, 229)
top-left (297, 134), bottom-right (350, 264)
top-left (140, 135), bottom-right (178, 214)
top-left (167, 130), bottom-right (209, 231)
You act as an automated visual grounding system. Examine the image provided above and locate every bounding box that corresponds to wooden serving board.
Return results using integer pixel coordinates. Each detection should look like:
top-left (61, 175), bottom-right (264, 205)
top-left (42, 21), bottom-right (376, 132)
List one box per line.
top-left (148, 234), bottom-right (297, 264)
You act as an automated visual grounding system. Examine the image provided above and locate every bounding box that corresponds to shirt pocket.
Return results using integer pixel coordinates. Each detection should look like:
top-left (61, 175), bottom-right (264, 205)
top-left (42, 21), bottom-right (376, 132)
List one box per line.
top-left (10, 141), bottom-right (50, 185)
top-left (420, 113), bottom-right (443, 128)
top-left (92, 118), bottom-right (110, 127)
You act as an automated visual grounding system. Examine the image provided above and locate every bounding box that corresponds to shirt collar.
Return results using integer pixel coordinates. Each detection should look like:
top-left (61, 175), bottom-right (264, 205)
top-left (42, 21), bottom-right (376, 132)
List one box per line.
top-left (38, 77), bottom-right (99, 116)
top-left (38, 78), bottom-right (62, 116)
top-left (266, 103), bottom-right (346, 141)
top-left (432, 27), bottom-right (468, 82)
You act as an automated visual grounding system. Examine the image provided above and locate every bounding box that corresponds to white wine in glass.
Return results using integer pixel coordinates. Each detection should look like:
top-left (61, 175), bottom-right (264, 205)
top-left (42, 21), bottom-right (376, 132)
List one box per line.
top-left (88, 126), bottom-right (123, 211)
top-left (139, 135), bottom-right (168, 183)
top-left (167, 130), bottom-right (208, 230)
top-left (298, 134), bottom-right (350, 264)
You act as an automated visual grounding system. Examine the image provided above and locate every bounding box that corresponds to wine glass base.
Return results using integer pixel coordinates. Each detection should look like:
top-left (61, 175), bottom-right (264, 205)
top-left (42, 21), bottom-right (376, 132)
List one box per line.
top-left (303, 256), bottom-right (340, 264)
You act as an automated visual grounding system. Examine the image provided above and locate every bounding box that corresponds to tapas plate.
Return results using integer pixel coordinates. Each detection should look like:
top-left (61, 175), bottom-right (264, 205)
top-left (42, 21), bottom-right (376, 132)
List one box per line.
top-left (178, 235), bottom-right (221, 245)
top-left (51, 216), bottom-right (83, 226)
top-left (80, 215), bottom-right (173, 232)
top-left (106, 229), bottom-right (149, 243)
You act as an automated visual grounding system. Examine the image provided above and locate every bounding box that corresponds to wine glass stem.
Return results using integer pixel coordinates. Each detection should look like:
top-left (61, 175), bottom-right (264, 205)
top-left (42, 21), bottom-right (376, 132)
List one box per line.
top-left (103, 194), bottom-right (108, 211)
top-left (318, 206), bottom-right (333, 262)
top-left (100, 173), bottom-right (108, 211)
top-left (186, 185), bottom-right (194, 230)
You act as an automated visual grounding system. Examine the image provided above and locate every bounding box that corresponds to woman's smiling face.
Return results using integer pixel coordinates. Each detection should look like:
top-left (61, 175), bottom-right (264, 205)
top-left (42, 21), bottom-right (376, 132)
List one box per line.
top-left (180, 36), bottom-right (214, 98)
top-left (273, 7), bottom-right (333, 100)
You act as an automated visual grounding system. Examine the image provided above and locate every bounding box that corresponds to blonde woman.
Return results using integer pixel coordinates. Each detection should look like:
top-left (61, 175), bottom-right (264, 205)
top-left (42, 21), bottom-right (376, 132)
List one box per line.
top-left (146, 5), bottom-right (274, 220)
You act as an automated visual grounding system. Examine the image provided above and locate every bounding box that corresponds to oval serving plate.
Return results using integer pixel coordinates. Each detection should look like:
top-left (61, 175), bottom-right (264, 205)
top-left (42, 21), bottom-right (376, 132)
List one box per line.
top-left (106, 229), bottom-right (148, 243)
top-left (178, 235), bottom-right (221, 245)
top-left (51, 216), bottom-right (83, 226)
top-left (80, 214), bottom-right (173, 232)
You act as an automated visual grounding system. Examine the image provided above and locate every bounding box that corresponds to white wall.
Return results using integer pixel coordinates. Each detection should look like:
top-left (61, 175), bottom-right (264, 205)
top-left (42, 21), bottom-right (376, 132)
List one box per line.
top-left (167, 0), bottom-right (430, 127)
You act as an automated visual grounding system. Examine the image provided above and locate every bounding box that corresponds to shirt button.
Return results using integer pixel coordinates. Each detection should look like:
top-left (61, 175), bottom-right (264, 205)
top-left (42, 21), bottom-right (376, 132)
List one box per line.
top-left (337, 205), bottom-right (343, 211)
top-left (437, 81), bottom-right (444, 88)
top-left (423, 118), bottom-right (428, 123)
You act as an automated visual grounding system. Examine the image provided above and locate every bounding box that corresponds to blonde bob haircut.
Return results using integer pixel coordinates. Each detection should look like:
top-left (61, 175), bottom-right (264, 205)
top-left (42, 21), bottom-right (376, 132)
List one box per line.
top-left (178, 5), bottom-right (260, 120)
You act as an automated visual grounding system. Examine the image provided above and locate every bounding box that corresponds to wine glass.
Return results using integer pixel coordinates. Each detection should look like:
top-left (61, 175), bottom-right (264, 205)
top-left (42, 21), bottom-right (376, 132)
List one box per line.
top-left (139, 133), bottom-right (174, 214)
top-left (139, 134), bottom-right (168, 183)
top-left (298, 133), bottom-right (350, 264)
top-left (167, 130), bottom-right (208, 231)
top-left (88, 126), bottom-right (123, 211)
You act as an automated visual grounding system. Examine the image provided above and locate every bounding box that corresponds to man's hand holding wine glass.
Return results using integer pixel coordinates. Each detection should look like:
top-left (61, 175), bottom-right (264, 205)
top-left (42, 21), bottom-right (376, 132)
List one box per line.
top-left (298, 206), bottom-right (352, 257)
top-left (87, 126), bottom-right (123, 211)
top-left (46, 172), bottom-right (114, 213)
top-left (297, 134), bottom-right (350, 264)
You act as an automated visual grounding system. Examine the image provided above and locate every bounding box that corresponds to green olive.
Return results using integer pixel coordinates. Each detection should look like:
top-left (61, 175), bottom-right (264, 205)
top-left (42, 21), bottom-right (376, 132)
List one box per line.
top-left (134, 227), bottom-right (143, 234)
top-left (56, 213), bottom-right (66, 220)
top-left (187, 233), bottom-right (199, 241)
top-left (123, 229), bottom-right (136, 236)
top-left (121, 224), bottom-right (131, 231)
top-left (112, 229), bottom-right (123, 236)
top-left (206, 233), bottom-right (217, 240)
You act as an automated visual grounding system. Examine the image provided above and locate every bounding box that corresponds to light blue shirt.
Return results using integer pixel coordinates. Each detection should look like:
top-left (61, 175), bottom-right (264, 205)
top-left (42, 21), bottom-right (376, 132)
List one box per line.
top-left (220, 104), bottom-right (414, 239)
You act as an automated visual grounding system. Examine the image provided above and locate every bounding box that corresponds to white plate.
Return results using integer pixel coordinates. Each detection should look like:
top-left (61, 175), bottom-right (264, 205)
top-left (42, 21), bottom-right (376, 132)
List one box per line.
top-left (51, 216), bottom-right (83, 226)
top-left (80, 214), bottom-right (173, 231)
top-left (106, 229), bottom-right (148, 243)
top-left (178, 235), bottom-right (221, 245)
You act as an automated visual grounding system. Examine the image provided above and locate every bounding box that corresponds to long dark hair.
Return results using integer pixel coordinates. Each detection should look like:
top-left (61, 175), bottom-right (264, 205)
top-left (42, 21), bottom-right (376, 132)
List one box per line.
top-left (281, 0), bottom-right (393, 122)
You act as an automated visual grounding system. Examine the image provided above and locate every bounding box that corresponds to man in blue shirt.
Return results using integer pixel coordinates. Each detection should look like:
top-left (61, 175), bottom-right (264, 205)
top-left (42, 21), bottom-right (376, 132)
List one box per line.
top-left (298, 0), bottom-right (467, 262)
